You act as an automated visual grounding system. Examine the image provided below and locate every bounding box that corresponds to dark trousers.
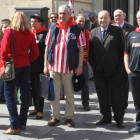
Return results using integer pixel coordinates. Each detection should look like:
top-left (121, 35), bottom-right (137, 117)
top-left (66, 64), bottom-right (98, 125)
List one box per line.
top-left (0, 79), bottom-right (4, 101)
top-left (123, 70), bottom-right (129, 110)
top-left (4, 66), bottom-right (30, 129)
top-left (94, 68), bottom-right (124, 122)
top-left (30, 73), bottom-right (44, 113)
top-left (128, 72), bottom-right (140, 128)
top-left (81, 64), bottom-right (89, 105)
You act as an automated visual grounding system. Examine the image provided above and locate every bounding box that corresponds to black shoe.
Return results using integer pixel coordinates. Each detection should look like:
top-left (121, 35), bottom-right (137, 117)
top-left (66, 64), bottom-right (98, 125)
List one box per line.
top-left (36, 115), bottom-right (43, 119)
top-left (60, 96), bottom-right (65, 100)
top-left (0, 99), bottom-right (5, 104)
top-left (128, 128), bottom-right (140, 135)
top-left (96, 119), bottom-right (111, 125)
top-left (66, 119), bottom-right (75, 127)
top-left (89, 77), bottom-right (94, 81)
top-left (48, 118), bottom-right (60, 126)
top-left (83, 104), bottom-right (91, 111)
top-left (29, 111), bottom-right (37, 116)
top-left (117, 122), bottom-right (125, 128)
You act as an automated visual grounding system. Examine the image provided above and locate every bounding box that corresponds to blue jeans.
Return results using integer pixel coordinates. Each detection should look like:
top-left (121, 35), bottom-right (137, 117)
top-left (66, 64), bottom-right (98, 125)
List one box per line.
top-left (81, 64), bottom-right (89, 105)
top-left (4, 66), bottom-right (30, 129)
top-left (128, 72), bottom-right (140, 129)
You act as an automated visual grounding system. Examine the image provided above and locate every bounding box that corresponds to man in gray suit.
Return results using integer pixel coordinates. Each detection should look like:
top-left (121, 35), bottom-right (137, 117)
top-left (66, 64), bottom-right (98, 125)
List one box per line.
top-left (89, 10), bottom-right (125, 128)
top-left (114, 9), bottom-right (136, 110)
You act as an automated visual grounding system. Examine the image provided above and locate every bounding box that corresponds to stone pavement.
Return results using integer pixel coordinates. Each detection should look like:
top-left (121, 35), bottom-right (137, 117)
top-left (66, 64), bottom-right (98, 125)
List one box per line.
top-left (0, 80), bottom-right (140, 140)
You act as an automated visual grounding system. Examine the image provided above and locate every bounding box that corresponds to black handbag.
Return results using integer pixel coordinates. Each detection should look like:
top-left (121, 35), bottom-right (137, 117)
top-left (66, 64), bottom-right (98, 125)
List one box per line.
top-left (38, 74), bottom-right (55, 101)
top-left (0, 29), bottom-right (15, 81)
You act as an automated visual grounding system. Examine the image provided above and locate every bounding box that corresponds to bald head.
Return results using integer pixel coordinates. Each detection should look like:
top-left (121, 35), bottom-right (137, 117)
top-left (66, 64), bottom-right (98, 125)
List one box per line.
top-left (114, 9), bottom-right (124, 25)
top-left (98, 10), bottom-right (110, 29)
top-left (136, 10), bottom-right (140, 27)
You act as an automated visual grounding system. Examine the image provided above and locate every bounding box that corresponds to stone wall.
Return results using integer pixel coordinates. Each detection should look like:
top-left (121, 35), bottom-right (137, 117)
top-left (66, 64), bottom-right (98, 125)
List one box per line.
top-left (0, 0), bottom-right (92, 27)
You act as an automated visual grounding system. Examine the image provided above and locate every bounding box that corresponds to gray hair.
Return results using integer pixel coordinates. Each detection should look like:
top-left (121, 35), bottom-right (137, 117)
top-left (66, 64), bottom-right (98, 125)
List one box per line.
top-left (88, 11), bottom-right (98, 18)
top-left (114, 9), bottom-right (124, 16)
top-left (58, 5), bottom-right (71, 14)
top-left (98, 10), bottom-right (110, 17)
top-left (136, 10), bottom-right (140, 18)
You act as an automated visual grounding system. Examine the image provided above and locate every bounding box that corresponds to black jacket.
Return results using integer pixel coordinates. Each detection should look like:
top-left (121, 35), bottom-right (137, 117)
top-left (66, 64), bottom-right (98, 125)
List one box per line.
top-left (89, 25), bottom-right (125, 77)
top-left (31, 30), bottom-right (47, 74)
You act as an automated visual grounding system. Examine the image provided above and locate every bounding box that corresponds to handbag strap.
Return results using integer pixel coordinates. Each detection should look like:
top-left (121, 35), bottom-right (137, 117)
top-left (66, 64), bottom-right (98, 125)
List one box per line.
top-left (10, 29), bottom-right (13, 59)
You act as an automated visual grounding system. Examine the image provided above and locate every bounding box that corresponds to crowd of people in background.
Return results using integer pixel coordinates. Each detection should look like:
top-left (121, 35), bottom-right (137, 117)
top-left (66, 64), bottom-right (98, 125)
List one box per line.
top-left (0, 4), bottom-right (140, 136)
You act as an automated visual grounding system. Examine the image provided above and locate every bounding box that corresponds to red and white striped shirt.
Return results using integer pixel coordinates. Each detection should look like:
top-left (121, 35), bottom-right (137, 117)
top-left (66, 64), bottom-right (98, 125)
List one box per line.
top-left (45, 27), bottom-right (86, 73)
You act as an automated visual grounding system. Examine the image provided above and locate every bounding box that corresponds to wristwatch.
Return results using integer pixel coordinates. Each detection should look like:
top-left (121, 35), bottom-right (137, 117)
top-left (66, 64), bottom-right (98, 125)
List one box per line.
top-left (78, 65), bottom-right (83, 68)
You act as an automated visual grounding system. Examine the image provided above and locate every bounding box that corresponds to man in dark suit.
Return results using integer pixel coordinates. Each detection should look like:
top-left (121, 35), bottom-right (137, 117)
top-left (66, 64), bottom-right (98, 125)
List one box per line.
top-left (114, 9), bottom-right (136, 110)
top-left (89, 10), bottom-right (125, 128)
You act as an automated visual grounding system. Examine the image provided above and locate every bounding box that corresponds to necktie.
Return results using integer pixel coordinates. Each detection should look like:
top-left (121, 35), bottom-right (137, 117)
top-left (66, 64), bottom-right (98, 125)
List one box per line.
top-left (102, 30), bottom-right (106, 40)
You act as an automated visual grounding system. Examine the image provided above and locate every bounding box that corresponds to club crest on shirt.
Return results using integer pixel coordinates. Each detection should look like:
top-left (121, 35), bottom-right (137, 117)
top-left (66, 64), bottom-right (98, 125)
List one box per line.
top-left (36, 34), bottom-right (43, 43)
top-left (70, 33), bottom-right (76, 40)
top-left (38, 34), bottom-right (43, 39)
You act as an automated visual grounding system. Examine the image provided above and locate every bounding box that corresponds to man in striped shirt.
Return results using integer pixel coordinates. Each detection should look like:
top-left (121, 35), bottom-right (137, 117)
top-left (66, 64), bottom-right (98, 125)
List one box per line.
top-left (44, 5), bottom-right (85, 127)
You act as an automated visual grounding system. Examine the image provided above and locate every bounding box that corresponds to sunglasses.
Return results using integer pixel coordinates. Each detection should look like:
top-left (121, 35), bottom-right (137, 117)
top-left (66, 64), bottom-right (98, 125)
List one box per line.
top-left (50, 17), bottom-right (58, 19)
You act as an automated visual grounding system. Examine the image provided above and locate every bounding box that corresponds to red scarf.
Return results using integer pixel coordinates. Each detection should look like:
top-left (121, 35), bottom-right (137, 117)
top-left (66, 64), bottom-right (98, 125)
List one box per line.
top-left (135, 27), bottom-right (140, 33)
top-left (31, 25), bottom-right (47, 39)
top-left (83, 28), bottom-right (90, 66)
top-left (56, 17), bottom-right (77, 28)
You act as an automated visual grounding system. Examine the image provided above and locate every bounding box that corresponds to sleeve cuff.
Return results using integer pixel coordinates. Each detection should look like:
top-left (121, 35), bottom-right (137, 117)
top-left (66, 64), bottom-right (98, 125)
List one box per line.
top-left (124, 52), bottom-right (130, 55)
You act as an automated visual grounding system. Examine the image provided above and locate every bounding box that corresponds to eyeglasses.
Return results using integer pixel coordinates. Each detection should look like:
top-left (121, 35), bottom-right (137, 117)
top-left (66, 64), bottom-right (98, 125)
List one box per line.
top-left (50, 17), bottom-right (58, 19)
top-left (30, 21), bottom-right (39, 23)
top-left (137, 17), bottom-right (140, 20)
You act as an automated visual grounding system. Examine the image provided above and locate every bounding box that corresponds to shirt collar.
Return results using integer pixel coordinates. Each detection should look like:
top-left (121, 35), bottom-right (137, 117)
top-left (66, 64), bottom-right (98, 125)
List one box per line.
top-left (92, 19), bottom-right (98, 25)
top-left (101, 26), bottom-right (109, 32)
top-left (117, 21), bottom-right (124, 28)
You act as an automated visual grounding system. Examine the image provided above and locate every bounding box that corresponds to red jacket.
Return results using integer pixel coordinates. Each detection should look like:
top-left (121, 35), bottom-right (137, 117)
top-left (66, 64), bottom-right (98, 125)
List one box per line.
top-left (1, 28), bottom-right (39, 68)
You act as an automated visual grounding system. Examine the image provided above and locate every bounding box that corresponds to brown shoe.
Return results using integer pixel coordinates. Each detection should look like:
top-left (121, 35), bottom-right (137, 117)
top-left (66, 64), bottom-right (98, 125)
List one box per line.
top-left (2, 128), bottom-right (21, 135)
top-left (48, 118), bottom-right (60, 126)
top-left (66, 119), bottom-right (75, 127)
top-left (20, 125), bottom-right (26, 130)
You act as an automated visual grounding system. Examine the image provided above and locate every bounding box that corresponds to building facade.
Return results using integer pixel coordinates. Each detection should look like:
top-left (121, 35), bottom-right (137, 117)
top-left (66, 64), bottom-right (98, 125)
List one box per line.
top-left (0, 0), bottom-right (139, 28)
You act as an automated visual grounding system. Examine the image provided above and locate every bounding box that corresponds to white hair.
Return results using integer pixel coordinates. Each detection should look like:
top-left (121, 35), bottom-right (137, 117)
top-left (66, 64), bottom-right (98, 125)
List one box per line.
top-left (58, 5), bottom-right (71, 14)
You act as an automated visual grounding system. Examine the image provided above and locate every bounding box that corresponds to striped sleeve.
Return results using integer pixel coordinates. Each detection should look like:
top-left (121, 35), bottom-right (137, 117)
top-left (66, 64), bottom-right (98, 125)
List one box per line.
top-left (124, 52), bottom-right (130, 55)
top-left (45, 29), bottom-right (51, 47)
top-left (77, 31), bottom-right (86, 48)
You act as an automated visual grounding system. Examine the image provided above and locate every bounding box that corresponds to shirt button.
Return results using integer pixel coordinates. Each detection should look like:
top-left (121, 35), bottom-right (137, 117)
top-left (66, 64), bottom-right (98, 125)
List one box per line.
top-left (101, 50), bottom-right (103, 52)
top-left (101, 63), bottom-right (103, 65)
top-left (101, 57), bottom-right (103, 58)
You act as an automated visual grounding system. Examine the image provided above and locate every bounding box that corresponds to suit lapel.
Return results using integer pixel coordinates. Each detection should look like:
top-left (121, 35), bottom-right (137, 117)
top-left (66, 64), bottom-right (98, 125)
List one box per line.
top-left (122, 22), bottom-right (127, 35)
top-left (102, 25), bottom-right (111, 43)
top-left (97, 27), bottom-right (102, 41)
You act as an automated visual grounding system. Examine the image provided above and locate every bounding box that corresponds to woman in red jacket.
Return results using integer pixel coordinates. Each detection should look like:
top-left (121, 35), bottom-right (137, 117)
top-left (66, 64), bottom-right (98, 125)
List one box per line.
top-left (1, 11), bottom-right (39, 135)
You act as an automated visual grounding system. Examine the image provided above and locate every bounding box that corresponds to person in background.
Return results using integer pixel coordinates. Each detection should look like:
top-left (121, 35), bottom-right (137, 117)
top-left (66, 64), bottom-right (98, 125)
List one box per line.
top-left (29, 14), bottom-right (47, 119)
top-left (114, 9), bottom-right (136, 111)
top-left (123, 12), bottom-right (126, 21)
top-left (110, 15), bottom-right (117, 25)
top-left (49, 13), bottom-right (58, 24)
top-left (75, 14), bottom-right (91, 111)
top-left (88, 11), bottom-right (99, 31)
top-left (1, 11), bottom-right (39, 135)
top-left (44, 5), bottom-right (85, 127)
top-left (124, 10), bottom-right (140, 135)
top-left (89, 10), bottom-right (125, 129)
top-left (0, 19), bottom-right (10, 103)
